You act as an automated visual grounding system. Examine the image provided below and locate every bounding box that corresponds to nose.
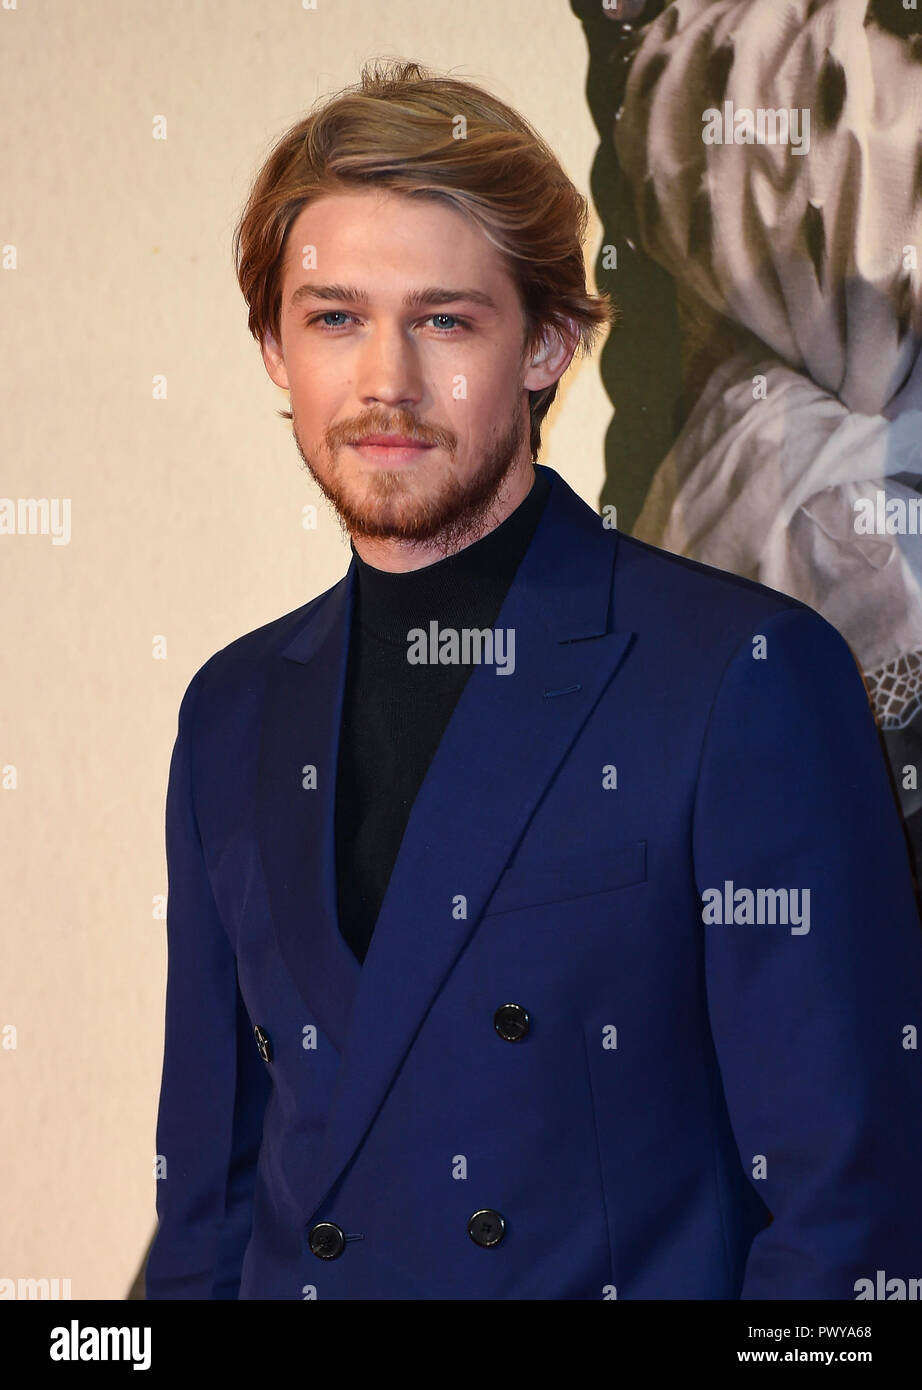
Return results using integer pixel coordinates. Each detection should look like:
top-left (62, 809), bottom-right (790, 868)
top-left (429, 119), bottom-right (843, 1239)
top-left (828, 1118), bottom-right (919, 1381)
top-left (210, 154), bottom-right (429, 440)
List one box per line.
top-left (355, 321), bottom-right (424, 410)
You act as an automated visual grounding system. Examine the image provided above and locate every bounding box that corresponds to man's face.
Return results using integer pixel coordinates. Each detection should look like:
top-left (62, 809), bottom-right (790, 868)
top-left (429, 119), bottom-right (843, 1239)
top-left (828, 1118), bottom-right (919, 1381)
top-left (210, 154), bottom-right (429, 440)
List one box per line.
top-left (260, 188), bottom-right (572, 560)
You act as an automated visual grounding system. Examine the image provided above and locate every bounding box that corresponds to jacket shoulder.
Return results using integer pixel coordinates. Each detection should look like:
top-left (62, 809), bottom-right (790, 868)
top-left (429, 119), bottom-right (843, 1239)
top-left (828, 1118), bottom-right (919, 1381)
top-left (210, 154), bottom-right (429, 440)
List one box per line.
top-left (614, 529), bottom-right (817, 632)
top-left (181, 572), bottom-right (346, 704)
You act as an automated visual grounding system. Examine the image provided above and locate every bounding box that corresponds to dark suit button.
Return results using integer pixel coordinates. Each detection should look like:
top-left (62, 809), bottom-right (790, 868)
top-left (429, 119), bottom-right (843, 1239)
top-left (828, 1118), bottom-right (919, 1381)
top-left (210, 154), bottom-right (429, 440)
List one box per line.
top-left (493, 1002), bottom-right (529, 1041)
top-left (468, 1209), bottom-right (505, 1247)
top-left (308, 1222), bottom-right (346, 1260)
top-left (254, 1024), bottom-right (272, 1064)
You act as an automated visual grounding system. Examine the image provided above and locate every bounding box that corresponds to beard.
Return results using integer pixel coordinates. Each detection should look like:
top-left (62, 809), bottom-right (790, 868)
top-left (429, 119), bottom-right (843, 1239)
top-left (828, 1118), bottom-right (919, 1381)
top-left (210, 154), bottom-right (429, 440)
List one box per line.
top-left (291, 399), bottom-right (528, 559)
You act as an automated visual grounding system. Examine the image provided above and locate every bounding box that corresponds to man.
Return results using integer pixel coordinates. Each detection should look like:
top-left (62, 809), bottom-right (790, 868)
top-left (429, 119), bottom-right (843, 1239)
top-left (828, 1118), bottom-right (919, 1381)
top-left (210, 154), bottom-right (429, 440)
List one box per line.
top-left (146, 60), bottom-right (922, 1301)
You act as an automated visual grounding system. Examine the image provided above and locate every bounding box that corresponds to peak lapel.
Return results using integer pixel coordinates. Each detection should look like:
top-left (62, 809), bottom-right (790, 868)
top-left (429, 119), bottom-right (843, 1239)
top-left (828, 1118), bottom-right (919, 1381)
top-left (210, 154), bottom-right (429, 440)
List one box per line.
top-left (255, 567), bottom-right (362, 1054)
top-left (298, 467), bottom-right (636, 1223)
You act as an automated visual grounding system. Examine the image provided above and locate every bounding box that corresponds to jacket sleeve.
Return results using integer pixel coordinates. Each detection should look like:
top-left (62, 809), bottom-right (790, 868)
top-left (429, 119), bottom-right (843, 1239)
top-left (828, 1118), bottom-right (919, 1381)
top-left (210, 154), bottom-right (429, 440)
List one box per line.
top-left (692, 604), bottom-right (922, 1300)
top-left (145, 662), bottom-right (270, 1299)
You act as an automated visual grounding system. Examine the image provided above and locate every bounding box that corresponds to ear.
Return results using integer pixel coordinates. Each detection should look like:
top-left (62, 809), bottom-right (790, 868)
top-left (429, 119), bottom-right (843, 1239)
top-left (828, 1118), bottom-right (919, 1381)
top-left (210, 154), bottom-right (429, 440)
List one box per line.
top-left (523, 318), bottom-right (579, 393)
top-left (260, 329), bottom-right (290, 392)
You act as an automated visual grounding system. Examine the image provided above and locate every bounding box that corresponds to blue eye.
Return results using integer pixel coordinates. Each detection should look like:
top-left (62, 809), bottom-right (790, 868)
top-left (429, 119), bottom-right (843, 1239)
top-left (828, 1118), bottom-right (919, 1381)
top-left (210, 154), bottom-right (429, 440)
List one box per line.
top-left (306, 311), bottom-right (469, 334)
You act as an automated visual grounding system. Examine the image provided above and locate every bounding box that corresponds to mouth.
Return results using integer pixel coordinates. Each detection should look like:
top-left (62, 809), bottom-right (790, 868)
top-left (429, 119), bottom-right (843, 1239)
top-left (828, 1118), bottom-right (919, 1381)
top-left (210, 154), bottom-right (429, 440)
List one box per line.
top-left (348, 435), bottom-right (437, 464)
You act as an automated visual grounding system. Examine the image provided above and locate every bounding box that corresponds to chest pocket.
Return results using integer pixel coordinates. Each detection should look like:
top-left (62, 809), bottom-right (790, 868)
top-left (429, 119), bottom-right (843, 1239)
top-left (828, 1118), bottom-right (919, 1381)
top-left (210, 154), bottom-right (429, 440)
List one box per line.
top-left (484, 838), bottom-right (647, 916)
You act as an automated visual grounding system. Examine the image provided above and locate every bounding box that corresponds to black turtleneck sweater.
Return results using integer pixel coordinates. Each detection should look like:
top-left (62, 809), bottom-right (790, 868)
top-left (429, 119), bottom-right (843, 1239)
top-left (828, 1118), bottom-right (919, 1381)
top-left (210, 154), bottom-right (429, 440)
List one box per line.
top-left (334, 467), bottom-right (552, 964)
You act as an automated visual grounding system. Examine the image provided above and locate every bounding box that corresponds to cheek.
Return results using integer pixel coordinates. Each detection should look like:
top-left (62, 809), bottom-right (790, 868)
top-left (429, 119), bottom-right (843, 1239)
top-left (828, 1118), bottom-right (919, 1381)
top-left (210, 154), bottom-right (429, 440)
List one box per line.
top-left (288, 360), bottom-right (348, 419)
top-left (437, 354), bottom-right (520, 424)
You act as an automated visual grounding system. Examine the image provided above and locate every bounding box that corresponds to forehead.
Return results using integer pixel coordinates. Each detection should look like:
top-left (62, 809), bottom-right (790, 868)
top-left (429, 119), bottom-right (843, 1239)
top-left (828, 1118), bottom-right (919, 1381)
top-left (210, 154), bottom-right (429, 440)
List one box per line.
top-left (279, 188), bottom-right (516, 299)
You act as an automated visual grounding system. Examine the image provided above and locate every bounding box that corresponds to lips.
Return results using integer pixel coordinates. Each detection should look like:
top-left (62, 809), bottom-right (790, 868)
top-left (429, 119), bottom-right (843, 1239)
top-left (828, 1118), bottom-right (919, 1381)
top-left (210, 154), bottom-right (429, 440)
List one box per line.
top-left (351, 435), bottom-right (433, 447)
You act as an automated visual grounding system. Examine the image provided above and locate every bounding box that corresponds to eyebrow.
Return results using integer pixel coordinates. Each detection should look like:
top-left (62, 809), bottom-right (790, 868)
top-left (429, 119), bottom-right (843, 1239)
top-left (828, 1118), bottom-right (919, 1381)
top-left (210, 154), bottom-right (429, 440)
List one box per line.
top-left (288, 282), bottom-right (499, 312)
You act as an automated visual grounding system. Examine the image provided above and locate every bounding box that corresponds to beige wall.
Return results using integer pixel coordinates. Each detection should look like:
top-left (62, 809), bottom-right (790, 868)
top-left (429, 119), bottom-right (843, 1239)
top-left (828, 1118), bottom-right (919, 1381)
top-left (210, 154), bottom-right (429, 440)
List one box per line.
top-left (0, 0), bottom-right (609, 1297)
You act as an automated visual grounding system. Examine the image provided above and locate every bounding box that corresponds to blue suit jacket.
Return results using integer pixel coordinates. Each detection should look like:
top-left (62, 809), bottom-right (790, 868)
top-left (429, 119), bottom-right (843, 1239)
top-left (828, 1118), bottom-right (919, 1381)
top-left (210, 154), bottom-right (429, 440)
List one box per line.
top-left (146, 463), bottom-right (922, 1300)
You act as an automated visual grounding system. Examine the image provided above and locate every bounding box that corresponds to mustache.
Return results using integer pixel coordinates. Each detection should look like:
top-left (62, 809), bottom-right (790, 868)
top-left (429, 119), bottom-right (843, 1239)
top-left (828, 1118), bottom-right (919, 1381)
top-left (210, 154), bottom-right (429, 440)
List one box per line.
top-left (326, 410), bottom-right (456, 451)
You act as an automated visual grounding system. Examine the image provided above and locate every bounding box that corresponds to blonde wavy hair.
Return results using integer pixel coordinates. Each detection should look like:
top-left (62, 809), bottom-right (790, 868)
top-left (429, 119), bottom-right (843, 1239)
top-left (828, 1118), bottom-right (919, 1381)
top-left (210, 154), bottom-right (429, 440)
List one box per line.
top-left (233, 58), bottom-right (614, 461)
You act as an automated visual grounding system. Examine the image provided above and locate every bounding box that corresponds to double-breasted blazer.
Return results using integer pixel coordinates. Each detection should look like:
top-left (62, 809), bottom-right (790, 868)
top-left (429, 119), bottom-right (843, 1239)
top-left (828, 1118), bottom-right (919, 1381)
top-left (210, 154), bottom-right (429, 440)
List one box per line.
top-left (146, 463), bottom-right (922, 1300)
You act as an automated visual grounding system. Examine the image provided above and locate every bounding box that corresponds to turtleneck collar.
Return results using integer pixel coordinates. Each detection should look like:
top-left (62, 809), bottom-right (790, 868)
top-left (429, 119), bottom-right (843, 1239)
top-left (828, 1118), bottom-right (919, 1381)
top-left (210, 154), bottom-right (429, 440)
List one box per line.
top-left (348, 466), bottom-right (552, 645)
